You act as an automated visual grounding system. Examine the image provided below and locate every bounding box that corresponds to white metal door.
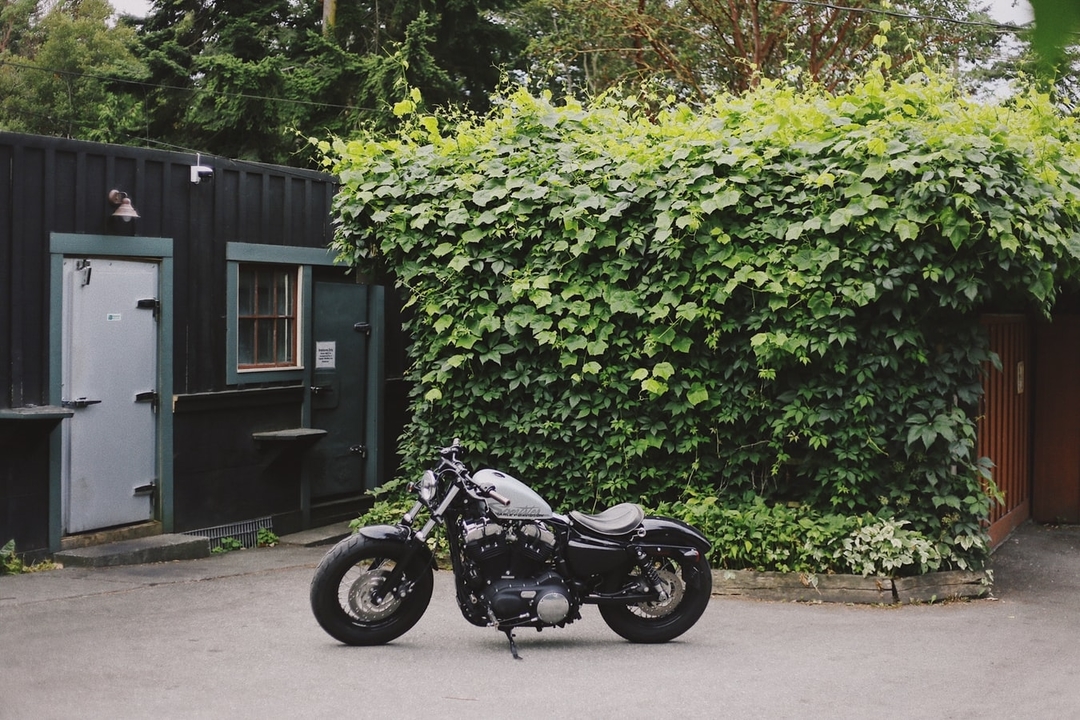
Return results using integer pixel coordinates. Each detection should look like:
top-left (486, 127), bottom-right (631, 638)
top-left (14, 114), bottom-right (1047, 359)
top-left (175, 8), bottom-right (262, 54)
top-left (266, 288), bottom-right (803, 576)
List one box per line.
top-left (62, 258), bottom-right (158, 533)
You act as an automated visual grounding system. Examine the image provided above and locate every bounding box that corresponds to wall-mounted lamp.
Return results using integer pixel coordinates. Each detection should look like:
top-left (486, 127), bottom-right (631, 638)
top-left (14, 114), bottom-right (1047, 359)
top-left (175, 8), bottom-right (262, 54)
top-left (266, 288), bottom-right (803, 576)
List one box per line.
top-left (108, 190), bottom-right (140, 222)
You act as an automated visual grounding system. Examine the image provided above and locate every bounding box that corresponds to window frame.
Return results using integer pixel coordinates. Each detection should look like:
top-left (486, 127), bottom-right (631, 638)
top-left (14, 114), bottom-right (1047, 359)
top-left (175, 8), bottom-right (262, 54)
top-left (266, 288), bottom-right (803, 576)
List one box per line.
top-left (225, 243), bottom-right (339, 386)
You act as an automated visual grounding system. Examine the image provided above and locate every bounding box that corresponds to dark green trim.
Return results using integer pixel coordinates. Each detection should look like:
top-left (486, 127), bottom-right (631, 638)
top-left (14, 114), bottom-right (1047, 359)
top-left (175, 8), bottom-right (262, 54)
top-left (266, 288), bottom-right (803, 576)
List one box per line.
top-left (226, 242), bottom-right (341, 266)
top-left (48, 233), bottom-right (176, 549)
top-left (365, 285), bottom-right (386, 491)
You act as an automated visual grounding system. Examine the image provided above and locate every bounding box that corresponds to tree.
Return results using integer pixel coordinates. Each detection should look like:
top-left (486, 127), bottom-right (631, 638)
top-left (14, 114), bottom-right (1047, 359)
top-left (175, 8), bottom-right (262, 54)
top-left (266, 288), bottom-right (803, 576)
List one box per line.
top-left (516, 0), bottom-right (1003, 102)
top-left (130, 0), bottom-right (527, 164)
top-left (0, 0), bottom-right (145, 140)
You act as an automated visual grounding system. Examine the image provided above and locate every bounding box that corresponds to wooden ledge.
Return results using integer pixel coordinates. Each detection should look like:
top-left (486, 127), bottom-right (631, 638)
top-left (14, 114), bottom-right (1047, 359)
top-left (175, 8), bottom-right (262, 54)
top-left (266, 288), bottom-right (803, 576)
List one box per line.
top-left (0, 405), bottom-right (74, 422)
top-left (252, 428), bottom-right (328, 442)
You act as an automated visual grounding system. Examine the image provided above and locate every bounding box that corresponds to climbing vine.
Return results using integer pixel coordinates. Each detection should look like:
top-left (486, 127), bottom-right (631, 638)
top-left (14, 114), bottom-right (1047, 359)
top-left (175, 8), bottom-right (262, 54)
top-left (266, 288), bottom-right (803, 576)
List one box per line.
top-left (328, 66), bottom-right (1080, 571)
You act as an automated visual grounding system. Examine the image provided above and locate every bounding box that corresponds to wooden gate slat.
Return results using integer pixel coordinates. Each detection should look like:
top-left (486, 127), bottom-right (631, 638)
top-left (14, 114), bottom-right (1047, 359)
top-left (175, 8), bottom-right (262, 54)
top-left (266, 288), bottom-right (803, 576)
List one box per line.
top-left (978, 315), bottom-right (1031, 545)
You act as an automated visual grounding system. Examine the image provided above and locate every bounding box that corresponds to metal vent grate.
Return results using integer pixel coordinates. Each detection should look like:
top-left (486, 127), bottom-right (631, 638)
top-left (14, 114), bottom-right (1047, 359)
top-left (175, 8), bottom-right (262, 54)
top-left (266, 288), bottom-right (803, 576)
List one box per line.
top-left (184, 516), bottom-right (273, 551)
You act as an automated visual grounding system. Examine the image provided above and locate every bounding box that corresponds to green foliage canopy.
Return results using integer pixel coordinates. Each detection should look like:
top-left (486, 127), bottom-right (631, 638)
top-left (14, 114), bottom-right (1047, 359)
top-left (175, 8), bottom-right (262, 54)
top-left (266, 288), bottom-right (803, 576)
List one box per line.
top-left (329, 64), bottom-right (1080, 570)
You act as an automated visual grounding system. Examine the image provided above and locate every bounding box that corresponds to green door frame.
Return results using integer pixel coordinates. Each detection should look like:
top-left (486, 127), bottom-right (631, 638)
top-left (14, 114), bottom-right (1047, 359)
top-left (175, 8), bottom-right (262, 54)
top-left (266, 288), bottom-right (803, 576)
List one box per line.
top-left (48, 233), bottom-right (175, 550)
top-left (225, 243), bottom-right (385, 526)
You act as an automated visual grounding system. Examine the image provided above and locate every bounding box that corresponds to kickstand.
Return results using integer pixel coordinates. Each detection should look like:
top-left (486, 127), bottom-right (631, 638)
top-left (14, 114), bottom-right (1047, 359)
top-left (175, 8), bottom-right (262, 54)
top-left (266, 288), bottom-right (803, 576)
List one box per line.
top-left (503, 628), bottom-right (522, 660)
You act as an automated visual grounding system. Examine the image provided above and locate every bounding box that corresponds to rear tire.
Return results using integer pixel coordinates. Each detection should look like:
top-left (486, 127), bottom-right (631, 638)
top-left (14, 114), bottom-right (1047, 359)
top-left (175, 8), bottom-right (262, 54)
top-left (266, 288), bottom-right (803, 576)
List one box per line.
top-left (599, 552), bottom-right (712, 643)
top-left (310, 535), bottom-right (434, 646)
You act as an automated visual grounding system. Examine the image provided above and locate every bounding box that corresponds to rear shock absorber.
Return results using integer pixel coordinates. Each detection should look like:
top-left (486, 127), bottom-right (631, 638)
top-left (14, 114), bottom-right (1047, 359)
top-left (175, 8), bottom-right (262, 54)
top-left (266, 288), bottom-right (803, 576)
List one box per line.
top-left (632, 547), bottom-right (670, 601)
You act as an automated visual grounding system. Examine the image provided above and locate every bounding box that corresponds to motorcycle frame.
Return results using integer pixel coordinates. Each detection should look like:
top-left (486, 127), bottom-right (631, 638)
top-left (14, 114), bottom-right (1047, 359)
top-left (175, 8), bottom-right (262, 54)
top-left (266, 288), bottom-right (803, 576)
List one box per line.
top-left (367, 446), bottom-right (711, 629)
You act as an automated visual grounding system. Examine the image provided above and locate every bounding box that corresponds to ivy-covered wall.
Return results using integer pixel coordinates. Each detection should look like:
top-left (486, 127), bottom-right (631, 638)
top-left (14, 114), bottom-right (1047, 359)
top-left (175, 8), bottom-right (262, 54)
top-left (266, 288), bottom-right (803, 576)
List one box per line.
top-left (328, 67), bottom-right (1080, 572)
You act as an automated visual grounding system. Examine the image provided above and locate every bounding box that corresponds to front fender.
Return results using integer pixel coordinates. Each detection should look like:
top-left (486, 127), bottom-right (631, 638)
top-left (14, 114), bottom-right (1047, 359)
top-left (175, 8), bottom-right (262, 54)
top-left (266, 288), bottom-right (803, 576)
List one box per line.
top-left (346, 523), bottom-right (436, 568)
top-left (355, 523), bottom-right (415, 544)
top-left (640, 516), bottom-right (711, 554)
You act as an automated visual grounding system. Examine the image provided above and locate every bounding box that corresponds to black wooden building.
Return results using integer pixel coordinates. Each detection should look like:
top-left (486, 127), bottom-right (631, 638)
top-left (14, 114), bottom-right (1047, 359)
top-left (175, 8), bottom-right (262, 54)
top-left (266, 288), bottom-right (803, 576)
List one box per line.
top-left (1, 132), bottom-right (399, 557)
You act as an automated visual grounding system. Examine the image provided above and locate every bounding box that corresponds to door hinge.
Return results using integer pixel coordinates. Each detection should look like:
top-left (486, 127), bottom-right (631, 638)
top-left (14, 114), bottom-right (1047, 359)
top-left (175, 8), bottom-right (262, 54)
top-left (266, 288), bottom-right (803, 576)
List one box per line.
top-left (133, 482), bottom-right (156, 497)
top-left (353, 322), bottom-right (371, 336)
top-left (76, 259), bottom-right (92, 286)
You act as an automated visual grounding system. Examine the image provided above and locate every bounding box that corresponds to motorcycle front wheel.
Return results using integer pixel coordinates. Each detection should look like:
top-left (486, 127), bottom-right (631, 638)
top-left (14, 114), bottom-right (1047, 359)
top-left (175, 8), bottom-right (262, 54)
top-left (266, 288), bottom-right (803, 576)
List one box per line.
top-left (309, 535), bottom-right (434, 646)
top-left (599, 552), bottom-right (712, 643)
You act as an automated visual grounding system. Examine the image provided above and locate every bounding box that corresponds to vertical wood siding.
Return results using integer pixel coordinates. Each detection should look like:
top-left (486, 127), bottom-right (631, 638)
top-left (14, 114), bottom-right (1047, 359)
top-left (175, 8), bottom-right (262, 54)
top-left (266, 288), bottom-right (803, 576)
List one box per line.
top-left (0, 132), bottom-right (337, 405)
top-left (978, 315), bottom-right (1032, 546)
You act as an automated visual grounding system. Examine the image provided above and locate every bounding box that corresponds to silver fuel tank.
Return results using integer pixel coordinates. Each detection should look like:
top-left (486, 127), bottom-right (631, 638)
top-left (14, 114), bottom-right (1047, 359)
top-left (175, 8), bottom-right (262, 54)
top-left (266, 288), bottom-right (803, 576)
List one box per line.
top-left (473, 468), bottom-right (554, 520)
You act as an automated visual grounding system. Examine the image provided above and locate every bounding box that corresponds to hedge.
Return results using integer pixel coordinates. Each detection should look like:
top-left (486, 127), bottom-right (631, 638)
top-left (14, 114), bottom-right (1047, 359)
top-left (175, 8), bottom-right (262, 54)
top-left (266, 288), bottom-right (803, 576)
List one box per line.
top-left (327, 65), bottom-right (1080, 572)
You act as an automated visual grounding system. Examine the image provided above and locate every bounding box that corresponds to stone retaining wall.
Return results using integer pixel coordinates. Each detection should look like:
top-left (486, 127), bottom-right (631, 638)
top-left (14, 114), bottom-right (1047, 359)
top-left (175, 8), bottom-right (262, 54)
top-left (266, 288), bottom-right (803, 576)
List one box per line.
top-left (711, 569), bottom-right (991, 604)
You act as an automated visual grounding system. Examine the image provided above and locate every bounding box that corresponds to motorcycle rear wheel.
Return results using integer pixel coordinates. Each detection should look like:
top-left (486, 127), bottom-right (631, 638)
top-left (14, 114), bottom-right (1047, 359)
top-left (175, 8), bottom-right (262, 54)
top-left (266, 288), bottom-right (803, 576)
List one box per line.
top-left (310, 535), bottom-right (434, 646)
top-left (599, 552), bottom-right (712, 643)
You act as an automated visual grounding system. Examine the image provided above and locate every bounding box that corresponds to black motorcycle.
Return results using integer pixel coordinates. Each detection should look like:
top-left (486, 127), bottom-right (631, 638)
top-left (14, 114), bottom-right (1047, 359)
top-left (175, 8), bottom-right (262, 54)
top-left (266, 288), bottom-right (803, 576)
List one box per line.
top-left (309, 439), bottom-right (712, 657)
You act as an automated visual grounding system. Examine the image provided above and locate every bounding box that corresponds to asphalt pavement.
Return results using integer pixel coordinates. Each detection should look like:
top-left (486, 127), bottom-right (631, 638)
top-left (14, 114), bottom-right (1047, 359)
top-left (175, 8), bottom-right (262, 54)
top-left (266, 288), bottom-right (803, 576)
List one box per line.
top-left (2, 521), bottom-right (1079, 720)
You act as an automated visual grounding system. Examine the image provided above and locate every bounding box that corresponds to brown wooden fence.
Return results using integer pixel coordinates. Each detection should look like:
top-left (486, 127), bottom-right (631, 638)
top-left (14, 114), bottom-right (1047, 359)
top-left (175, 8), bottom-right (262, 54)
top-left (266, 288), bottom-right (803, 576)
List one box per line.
top-left (978, 315), bottom-right (1032, 546)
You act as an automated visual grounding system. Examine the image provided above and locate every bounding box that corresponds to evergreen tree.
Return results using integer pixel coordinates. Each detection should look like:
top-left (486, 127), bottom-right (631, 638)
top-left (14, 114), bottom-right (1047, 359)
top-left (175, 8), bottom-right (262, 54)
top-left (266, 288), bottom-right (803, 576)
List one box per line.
top-left (0, 0), bottom-right (145, 141)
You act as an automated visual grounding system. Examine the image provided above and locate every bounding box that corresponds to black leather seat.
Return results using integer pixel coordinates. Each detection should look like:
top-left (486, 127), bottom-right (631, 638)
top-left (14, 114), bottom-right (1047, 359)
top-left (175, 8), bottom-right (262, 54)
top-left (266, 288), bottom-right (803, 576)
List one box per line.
top-left (568, 503), bottom-right (645, 535)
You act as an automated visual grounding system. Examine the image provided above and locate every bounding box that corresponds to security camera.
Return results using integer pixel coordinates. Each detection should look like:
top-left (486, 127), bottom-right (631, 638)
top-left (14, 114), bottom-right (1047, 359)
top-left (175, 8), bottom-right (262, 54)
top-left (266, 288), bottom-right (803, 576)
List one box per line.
top-left (190, 165), bottom-right (214, 184)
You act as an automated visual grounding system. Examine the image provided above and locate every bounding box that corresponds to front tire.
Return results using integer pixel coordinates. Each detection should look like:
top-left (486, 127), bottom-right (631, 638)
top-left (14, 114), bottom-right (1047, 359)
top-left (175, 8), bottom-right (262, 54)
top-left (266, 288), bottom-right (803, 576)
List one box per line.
top-left (599, 552), bottom-right (712, 643)
top-left (310, 535), bottom-right (434, 646)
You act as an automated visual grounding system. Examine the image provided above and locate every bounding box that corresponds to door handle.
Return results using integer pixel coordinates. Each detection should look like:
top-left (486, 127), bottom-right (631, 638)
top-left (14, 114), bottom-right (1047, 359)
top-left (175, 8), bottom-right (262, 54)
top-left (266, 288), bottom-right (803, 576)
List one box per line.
top-left (62, 398), bottom-right (102, 409)
top-left (311, 385), bottom-right (334, 396)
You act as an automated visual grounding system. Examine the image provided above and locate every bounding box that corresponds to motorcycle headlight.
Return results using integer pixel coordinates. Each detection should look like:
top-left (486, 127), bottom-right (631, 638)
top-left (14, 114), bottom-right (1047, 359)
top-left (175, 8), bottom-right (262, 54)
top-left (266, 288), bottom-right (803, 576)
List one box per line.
top-left (417, 470), bottom-right (438, 504)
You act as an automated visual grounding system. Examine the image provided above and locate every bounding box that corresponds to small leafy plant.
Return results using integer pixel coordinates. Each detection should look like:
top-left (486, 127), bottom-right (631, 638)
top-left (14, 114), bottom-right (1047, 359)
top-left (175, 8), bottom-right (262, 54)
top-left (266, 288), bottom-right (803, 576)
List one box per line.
top-left (256, 527), bottom-right (279, 547)
top-left (840, 519), bottom-right (942, 577)
top-left (212, 536), bottom-right (244, 554)
top-left (1, 539), bottom-right (58, 574)
top-left (1, 539), bottom-right (23, 574)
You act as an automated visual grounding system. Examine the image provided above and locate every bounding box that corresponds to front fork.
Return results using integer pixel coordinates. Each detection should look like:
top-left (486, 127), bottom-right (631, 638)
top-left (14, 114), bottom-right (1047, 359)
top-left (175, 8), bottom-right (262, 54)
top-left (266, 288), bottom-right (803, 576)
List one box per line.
top-left (370, 486), bottom-right (459, 605)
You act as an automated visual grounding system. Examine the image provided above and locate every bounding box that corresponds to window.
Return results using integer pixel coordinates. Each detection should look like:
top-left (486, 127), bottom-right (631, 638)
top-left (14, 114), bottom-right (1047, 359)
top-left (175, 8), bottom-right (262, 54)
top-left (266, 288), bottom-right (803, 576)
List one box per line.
top-left (226, 242), bottom-right (339, 386)
top-left (237, 264), bottom-right (298, 369)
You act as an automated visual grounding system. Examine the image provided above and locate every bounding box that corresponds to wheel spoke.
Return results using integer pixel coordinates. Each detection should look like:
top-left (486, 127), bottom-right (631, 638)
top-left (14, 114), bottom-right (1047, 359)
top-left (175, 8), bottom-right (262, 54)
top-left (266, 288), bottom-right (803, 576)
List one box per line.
top-left (629, 561), bottom-right (685, 619)
top-left (340, 558), bottom-right (403, 622)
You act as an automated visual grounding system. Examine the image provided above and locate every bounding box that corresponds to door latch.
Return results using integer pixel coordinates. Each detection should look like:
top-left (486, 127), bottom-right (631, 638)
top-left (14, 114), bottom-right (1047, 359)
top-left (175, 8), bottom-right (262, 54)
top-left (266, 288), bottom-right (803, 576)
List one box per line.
top-left (349, 444), bottom-right (367, 458)
top-left (136, 298), bottom-right (160, 319)
top-left (135, 390), bottom-right (159, 410)
top-left (61, 398), bottom-right (102, 409)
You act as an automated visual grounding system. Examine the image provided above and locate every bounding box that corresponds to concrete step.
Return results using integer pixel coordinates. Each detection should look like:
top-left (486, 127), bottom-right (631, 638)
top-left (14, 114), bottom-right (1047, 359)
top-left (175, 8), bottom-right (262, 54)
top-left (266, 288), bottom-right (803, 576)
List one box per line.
top-left (277, 521), bottom-right (353, 548)
top-left (54, 534), bottom-right (210, 568)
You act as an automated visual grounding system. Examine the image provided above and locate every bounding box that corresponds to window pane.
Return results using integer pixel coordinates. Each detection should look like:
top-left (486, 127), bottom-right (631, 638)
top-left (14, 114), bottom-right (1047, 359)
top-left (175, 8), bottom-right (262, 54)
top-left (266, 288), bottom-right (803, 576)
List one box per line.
top-left (276, 318), bottom-right (292, 363)
top-left (277, 271), bottom-right (292, 316)
top-left (238, 268), bottom-right (254, 316)
top-left (256, 269), bottom-right (272, 315)
top-left (238, 318), bottom-right (255, 364)
top-left (257, 319), bottom-right (274, 364)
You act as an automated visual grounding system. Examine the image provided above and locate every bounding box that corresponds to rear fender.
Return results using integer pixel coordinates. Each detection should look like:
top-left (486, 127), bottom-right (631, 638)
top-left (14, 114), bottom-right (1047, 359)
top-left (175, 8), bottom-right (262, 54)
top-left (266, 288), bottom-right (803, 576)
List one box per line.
top-left (639, 516), bottom-right (711, 555)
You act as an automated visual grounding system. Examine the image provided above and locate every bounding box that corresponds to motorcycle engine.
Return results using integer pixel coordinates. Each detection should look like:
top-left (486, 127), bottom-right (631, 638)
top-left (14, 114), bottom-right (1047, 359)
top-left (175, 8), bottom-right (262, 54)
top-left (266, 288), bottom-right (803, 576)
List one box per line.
top-left (460, 518), bottom-right (575, 627)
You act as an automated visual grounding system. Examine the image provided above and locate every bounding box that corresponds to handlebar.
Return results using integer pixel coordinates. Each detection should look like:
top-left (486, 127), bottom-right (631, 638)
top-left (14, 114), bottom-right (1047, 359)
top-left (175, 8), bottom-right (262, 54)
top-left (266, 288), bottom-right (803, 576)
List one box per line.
top-left (436, 438), bottom-right (511, 506)
top-left (483, 487), bottom-right (512, 506)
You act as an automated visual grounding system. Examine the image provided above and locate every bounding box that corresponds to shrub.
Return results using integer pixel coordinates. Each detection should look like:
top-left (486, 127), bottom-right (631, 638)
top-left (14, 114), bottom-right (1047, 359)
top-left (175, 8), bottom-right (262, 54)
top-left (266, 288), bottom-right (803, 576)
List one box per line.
top-left (327, 63), bottom-right (1080, 572)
